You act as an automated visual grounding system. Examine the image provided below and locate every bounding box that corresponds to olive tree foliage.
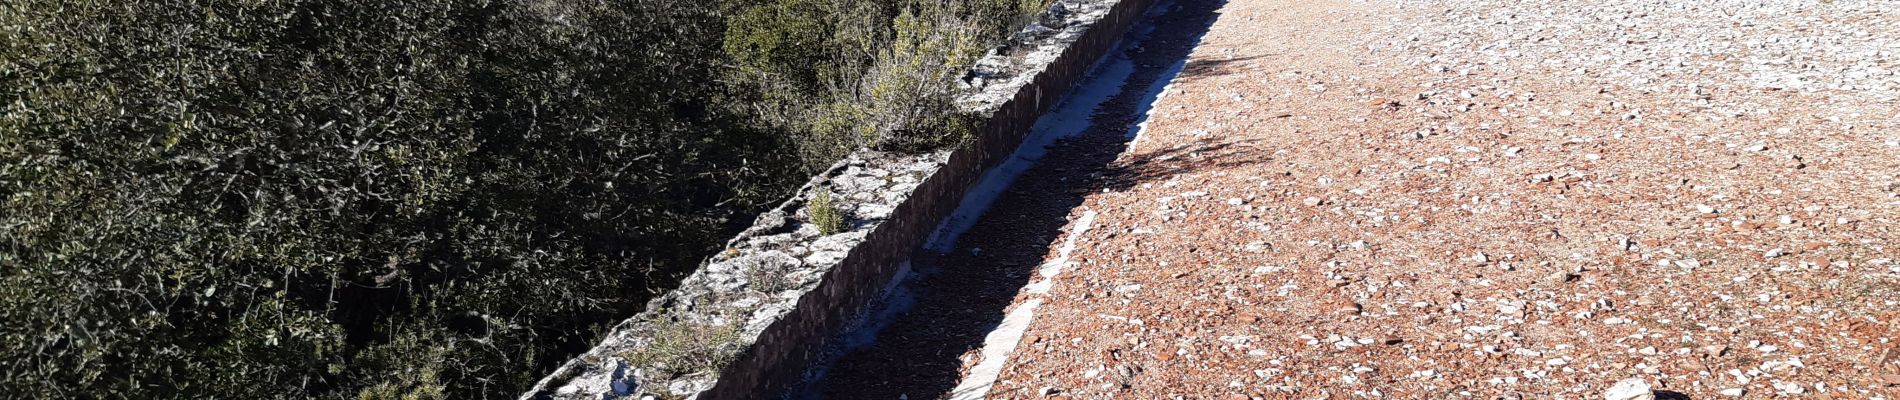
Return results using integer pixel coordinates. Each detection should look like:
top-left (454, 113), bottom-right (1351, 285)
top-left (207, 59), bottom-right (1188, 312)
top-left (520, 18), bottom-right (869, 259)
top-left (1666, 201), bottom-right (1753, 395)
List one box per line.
top-left (0, 0), bottom-right (797, 397)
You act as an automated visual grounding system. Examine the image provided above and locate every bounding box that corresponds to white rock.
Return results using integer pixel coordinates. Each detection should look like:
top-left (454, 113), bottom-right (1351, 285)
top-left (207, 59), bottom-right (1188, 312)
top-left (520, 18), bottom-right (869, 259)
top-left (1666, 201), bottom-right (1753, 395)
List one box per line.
top-left (1719, 388), bottom-right (1745, 397)
top-left (1760, 359), bottom-right (1797, 373)
top-left (1773, 381), bottom-right (1805, 394)
top-left (1603, 378), bottom-right (1655, 400)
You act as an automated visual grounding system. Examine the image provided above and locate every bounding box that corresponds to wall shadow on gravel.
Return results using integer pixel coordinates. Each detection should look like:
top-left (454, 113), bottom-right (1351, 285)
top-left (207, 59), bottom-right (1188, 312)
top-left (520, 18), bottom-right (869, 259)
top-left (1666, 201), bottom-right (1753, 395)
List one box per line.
top-left (805, 1), bottom-right (1231, 399)
top-left (1096, 138), bottom-right (1269, 191)
top-left (1655, 391), bottom-right (1692, 400)
top-left (1175, 54), bottom-right (1270, 82)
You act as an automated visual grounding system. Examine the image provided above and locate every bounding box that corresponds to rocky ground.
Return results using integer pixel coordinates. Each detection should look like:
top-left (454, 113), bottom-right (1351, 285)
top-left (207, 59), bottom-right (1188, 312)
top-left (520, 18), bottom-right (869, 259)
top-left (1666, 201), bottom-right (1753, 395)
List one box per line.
top-left (819, 0), bottom-right (1900, 398)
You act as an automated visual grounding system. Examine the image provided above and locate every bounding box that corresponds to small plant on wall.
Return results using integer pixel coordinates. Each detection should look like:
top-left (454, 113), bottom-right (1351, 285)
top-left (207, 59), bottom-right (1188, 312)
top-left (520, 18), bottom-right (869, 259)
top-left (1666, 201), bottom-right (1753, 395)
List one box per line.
top-left (619, 318), bottom-right (744, 381)
top-left (808, 189), bottom-right (848, 235)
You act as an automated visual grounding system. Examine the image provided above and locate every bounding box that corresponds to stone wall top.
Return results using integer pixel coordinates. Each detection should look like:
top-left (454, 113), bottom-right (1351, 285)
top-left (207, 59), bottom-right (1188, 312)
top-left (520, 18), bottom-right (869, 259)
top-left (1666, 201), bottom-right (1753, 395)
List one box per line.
top-left (960, 0), bottom-right (1124, 115)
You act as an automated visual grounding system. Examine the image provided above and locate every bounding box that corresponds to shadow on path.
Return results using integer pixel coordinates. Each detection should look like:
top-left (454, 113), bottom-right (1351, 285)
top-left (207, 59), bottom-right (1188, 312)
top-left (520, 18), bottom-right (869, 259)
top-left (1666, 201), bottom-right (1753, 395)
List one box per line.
top-left (797, 1), bottom-right (1230, 398)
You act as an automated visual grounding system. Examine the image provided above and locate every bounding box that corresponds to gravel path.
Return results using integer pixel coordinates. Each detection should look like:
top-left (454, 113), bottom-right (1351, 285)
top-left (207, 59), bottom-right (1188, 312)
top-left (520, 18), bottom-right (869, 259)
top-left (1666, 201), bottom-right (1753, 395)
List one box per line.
top-left (823, 0), bottom-right (1900, 398)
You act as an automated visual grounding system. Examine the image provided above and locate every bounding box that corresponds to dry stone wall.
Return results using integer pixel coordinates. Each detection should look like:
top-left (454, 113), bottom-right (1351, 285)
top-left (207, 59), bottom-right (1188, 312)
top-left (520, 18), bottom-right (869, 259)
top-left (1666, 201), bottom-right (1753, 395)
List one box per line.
top-left (520, 0), bottom-right (1157, 398)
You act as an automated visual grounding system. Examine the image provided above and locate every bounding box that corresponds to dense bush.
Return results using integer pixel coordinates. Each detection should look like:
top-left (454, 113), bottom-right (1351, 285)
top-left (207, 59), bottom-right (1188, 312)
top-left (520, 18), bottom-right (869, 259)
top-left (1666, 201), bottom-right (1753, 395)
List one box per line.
top-left (722, 0), bottom-right (1044, 162)
top-left (0, 0), bottom-right (1042, 397)
top-left (0, 0), bottom-right (792, 397)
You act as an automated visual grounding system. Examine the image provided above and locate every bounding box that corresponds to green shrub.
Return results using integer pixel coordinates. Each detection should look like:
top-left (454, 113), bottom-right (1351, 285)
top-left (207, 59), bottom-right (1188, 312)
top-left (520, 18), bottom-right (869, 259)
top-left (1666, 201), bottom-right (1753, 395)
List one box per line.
top-left (0, 0), bottom-right (796, 397)
top-left (853, 6), bottom-right (988, 152)
top-left (619, 318), bottom-right (744, 382)
top-left (351, 333), bottom-right (449, 400)
top-left (807, 190), bottom-right (848, 235)
top-left (722, 0), bottom-right (1050, 164)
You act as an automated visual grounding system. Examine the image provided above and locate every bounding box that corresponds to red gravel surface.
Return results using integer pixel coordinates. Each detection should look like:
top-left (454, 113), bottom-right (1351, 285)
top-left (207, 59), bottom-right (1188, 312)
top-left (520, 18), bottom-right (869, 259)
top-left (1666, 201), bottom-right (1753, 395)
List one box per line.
top-left (822, 0), bottom-right (1900, 398)
top-left (990, 0), bottom-right (1900, 398)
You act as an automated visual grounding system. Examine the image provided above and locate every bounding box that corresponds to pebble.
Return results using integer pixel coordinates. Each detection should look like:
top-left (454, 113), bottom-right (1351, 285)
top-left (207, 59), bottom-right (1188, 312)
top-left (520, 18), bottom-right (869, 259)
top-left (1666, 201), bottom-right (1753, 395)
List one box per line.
top-left (1772, 381), bottom-right (1805, 394)
top-left (1545, 270), bottom-right (1578, 285)
top-left (1699, 344), bottom-right (1728, 356)
top-left (1718, 388), bottom-right (1745, 397)
top-left (1602, 378), bottom-right (1654, 400)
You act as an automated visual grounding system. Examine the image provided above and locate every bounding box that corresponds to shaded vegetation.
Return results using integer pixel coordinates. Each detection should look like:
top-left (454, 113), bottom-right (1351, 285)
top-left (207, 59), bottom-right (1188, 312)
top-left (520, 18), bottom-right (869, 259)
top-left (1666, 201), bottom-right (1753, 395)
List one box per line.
top-left (0, 0), bottom-right (1043, 397)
